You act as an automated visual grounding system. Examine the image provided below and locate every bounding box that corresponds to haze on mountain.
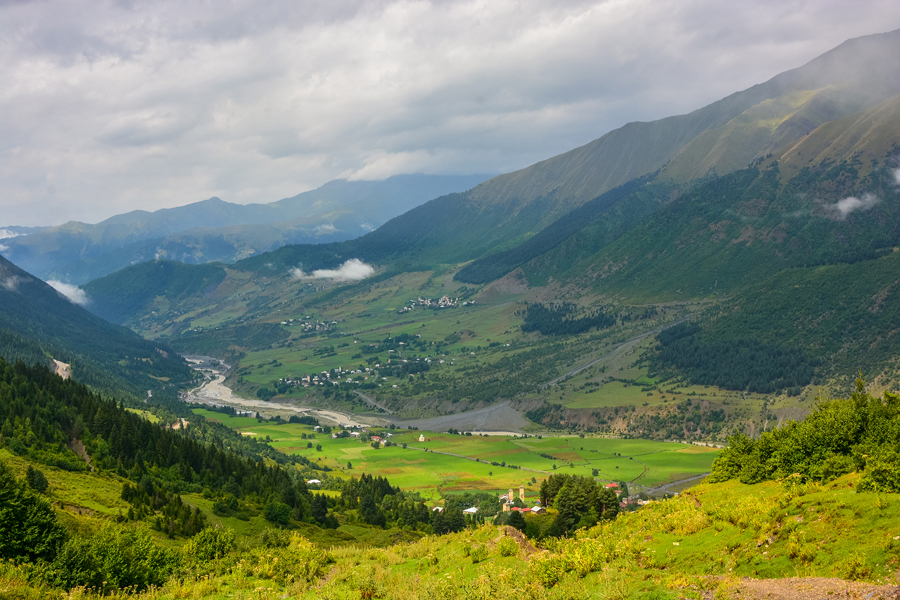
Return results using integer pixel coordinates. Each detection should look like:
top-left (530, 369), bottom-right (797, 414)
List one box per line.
top-left (188, 28), bottom-right (900, 279)
top-left (1, 174), bottom-right (491, 285)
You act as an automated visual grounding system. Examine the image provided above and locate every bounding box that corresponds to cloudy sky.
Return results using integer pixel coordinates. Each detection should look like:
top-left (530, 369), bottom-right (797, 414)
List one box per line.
top-left (2, 0), bottom-right (899, 226)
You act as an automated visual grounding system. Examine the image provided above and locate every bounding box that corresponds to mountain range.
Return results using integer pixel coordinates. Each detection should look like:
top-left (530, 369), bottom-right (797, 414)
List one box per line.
top-left (0, 174), bottom-right (492, 285)
top-left (4, 29), bottom-right (900, 427)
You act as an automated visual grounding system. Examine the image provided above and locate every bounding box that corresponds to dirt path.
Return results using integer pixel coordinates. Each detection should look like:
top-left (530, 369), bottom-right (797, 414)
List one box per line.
top-left (354, 391), bottom-right (394, 414)
top-left (67, 438), bottom-right (93, 471)
top-left (723, 577), bottom-right (900, 600)
top-left (635, 472), bottom-right (710, 495)
top-left (542, 315), bottom-right (697, 388)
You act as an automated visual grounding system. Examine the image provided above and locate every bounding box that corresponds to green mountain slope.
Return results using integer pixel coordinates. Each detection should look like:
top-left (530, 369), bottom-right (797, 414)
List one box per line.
top-left (0, 255), bottom-right (193, 405)
top-left (213, 29), bottom-right (900, 282)
top-left (466, 29), bottom-right (900, 207)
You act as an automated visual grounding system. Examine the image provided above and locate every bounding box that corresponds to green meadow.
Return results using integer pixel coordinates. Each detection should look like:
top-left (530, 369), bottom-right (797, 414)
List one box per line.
top-left (193, 411), bottom-right (720, 496)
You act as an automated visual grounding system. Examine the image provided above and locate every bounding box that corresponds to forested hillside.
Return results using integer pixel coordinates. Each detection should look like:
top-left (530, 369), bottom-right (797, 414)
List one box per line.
top-left (0, 255), bottom-right (192, 406)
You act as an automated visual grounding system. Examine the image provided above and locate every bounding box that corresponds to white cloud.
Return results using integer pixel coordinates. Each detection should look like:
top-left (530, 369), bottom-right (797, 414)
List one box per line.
top-left (893, 168), bottom-right (900, 186)
top-left (2, 1), bottom-right (900, 225)
top-left (1, 276), bottom-right (21, 292)
top-left (0, 244), bottom-right (8, 253)
top-left (290, 258), bottom-right (375, 281)
top-left (0, 229), bottom-right (20, 240)
top-left (46, 280), bottom-right (89, 305)
top-left (824, 193), bottom-right (880, 220)
top-left (315, 223), bottom-right (338, 235)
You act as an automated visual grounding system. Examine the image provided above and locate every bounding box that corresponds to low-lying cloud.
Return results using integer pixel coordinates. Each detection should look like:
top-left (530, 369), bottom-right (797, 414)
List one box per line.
top-left (1, 276), bottom-right (21, 292)
top-left (823, 192), bottom-right (880, 220)
top-left (290, 259), bottom-right (375, 282)
top-left (47, 280), bottom-right (89, 305)
top-left (893, 168), bottom-right (900, 186)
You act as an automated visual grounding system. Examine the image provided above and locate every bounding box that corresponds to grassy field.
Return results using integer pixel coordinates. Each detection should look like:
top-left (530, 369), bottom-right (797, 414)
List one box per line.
top-left (6, 470), bottom-right (898, 599)
top-left (194, 411), bottom-right (720, 496)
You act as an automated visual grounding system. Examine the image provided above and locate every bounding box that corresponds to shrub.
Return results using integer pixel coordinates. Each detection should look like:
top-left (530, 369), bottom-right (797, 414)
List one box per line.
top-left (260, 527), bottom-right (290, 548)
top-left (497, 536), bottom-right (518, 557)
top-left (39, 526), bottom-right (181, 593)
top-left (528, 554), bottom-right (568, 588)
top-left (185, 527), bottom-right (236, 562)
top-left (247, 534), bottom-right (332, 585)
top-left (264, 499), bottom-right (292, 525)
top-left (0, 460), bottom-right (65, 563)
top-left (470, 545), bottom-right (489, 564)
top-left (24, 466), bottom-right (48, 493)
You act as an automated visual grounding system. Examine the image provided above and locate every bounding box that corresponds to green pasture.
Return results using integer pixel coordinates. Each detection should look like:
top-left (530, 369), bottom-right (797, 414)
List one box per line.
top-left (125, 408), bottom-right (160, 423)
top-left (190, 408), bottom-right (262, 428)
top-left (226, 420), bottom-right (719, 495)
top-left (0, 449), bottom-right (128, 517)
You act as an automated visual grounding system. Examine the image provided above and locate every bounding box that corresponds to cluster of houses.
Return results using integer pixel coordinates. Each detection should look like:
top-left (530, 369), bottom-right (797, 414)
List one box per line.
top-left (329, 425), bottom-right (396, 445)
top-left (278, 365), bottom-right (375, 388)
top-left (279, 317), bottom-right (339, 332)
top-left (398, 296), bottom-right (472, 314)
top-left (499, 486), bottom-right (546, 514)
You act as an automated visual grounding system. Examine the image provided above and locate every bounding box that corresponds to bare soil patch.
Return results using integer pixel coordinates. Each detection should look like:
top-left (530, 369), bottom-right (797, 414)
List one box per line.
top-left (719, 577), bottom-right (900, 600)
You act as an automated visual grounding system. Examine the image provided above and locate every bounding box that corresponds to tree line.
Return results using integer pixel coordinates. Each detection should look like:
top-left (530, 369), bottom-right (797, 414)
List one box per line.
top-left (709, 377), bottom-right (900, 491)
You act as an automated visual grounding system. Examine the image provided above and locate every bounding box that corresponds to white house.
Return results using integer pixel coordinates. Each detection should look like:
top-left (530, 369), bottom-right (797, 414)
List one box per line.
top-left (462, 507), bottom-right (478, 514)
top-left (306, 479), bottom-right (322, 485)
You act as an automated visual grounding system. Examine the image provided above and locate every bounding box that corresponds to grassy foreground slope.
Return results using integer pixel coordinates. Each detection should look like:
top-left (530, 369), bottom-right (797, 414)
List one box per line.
top-left (2, 370), bottom-right (900, 599)
top-left (2, 470), bottom-right (898, 599)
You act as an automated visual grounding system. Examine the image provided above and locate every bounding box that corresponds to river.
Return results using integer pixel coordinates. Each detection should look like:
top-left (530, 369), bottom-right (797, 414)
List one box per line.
top-left (180, 355), bottom-right (383, 428)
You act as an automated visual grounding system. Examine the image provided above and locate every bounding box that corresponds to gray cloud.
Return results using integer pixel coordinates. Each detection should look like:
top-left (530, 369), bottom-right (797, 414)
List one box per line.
top-left (290, 258), bottom-right (375, 281)
top-left (2, 1), bottom-right (900, 226)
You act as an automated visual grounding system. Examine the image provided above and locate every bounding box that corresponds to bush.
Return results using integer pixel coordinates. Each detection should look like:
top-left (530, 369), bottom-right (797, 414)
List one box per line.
top-left (470, 545), bottom-right (489, 564)
top-left (528, 554), bottom-right (568, 588)
top-left (0, 460), bottom-right (66, 563)
top-left (260, 527), bottom-right (290, 548)
top-left (264, 499), bottom-right (292, 526)
top-left (39, 526), bottom-right (181, 593)
top-left (185, 527), bottom-right (236, 563)
top-left (498, 536), bottom-right (519, 557)
top-left (24, 466), bottom-right (48, 493)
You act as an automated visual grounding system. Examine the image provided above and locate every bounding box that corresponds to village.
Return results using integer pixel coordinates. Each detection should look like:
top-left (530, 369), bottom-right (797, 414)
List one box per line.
top-left (398, 295), bottom-right (475, 314)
